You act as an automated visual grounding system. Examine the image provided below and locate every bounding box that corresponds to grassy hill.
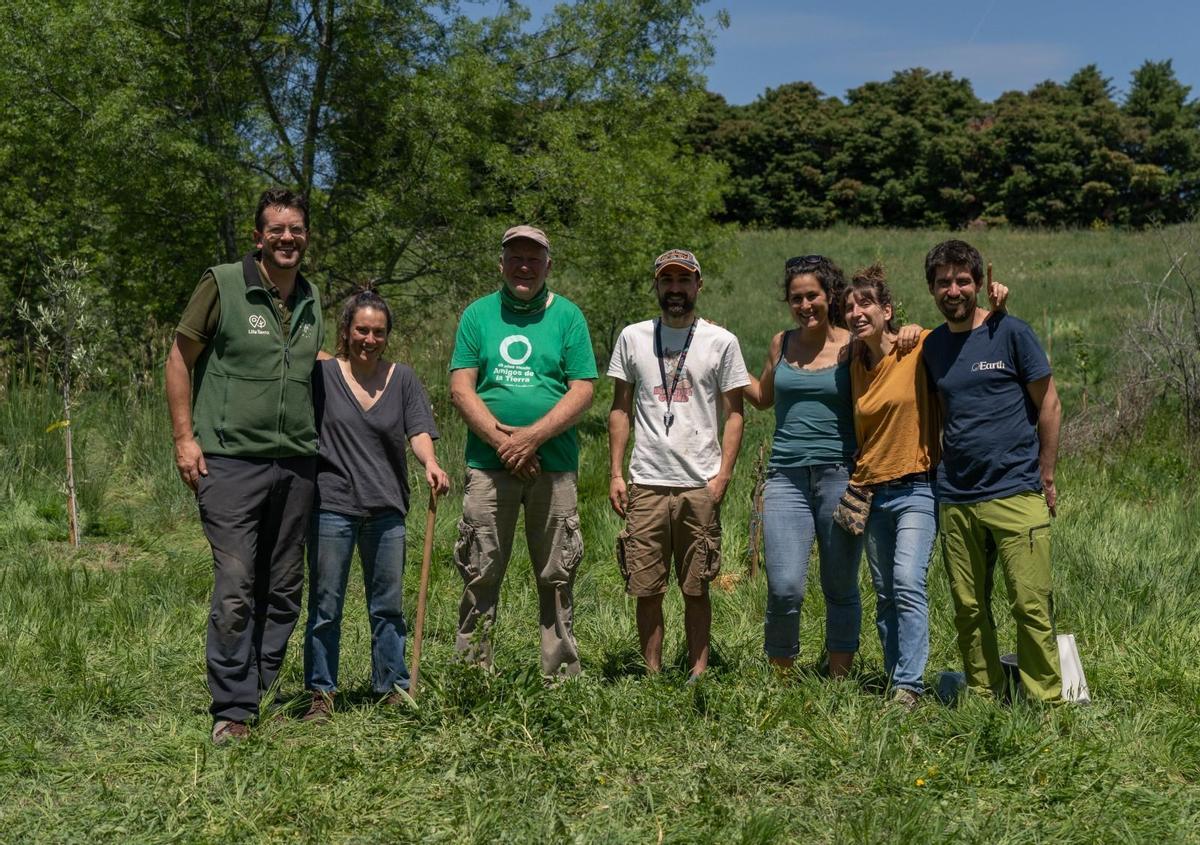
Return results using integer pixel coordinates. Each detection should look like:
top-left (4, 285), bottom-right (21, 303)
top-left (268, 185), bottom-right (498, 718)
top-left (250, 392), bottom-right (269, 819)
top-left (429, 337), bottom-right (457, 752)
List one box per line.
top-left (1, 228), bottom-right (1197, 843)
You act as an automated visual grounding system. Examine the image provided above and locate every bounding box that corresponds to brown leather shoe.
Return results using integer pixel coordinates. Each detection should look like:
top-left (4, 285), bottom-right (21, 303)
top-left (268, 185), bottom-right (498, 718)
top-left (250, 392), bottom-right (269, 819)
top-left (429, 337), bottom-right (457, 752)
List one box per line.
top-left (302, 691), bottom-right (334, 722)
top-left (211, 720), bottom-right (250, 745)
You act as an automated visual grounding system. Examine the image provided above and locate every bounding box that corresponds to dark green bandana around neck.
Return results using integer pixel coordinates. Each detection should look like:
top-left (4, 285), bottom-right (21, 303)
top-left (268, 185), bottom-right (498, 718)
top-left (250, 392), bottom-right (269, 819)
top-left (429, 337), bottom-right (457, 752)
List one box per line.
top-left (500, 282), bottom-right (550, 315)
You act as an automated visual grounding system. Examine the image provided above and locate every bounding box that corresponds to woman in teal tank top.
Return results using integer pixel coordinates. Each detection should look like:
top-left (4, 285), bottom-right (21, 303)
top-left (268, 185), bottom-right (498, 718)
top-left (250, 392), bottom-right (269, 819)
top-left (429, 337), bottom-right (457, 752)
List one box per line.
top-left (745, 256), bottom-right (864, 675)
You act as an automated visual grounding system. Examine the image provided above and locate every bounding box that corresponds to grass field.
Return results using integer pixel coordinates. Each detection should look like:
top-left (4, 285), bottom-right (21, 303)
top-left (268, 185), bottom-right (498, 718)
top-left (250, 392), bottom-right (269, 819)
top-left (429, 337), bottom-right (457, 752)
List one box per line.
top-left (1, 227), bottom-right (1198, 843)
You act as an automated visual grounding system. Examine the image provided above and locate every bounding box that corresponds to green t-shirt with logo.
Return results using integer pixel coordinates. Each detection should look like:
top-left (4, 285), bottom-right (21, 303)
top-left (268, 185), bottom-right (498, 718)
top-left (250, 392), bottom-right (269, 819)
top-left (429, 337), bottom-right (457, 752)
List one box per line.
top-left (450, 290), bottom-right (597, 471)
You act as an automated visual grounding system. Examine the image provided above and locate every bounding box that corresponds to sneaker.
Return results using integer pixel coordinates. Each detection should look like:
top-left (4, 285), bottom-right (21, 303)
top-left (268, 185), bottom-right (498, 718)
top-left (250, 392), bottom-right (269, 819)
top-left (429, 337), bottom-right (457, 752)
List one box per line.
top-left (302, 691), bottom-right (334, 723)
top-left (211, 720), bottom-right (250, 745)
top-left (889, 688), bottom-right (920, 712)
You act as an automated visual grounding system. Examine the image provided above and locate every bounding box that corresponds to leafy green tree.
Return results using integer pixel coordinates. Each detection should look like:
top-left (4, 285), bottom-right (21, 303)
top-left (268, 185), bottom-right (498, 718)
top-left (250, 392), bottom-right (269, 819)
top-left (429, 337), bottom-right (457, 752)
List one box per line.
top-left (838, 69), bottom-right (983, 227)
top-left (699, 82), bottom-right (846, 228)
top-left (0, 1), bottom-right (728, 360)
top-left (0, 0), bottom-right (267, 354)
top-left (698, 61), bottom-right (1200, 231)
top-left (1123, 60), bottom-right (1200, 224)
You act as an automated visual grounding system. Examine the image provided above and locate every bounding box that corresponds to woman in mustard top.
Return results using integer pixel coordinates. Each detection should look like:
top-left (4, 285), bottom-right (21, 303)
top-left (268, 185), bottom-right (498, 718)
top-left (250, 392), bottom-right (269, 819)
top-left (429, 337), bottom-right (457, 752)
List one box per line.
top-left (843, 264), bottom-right (939, 708)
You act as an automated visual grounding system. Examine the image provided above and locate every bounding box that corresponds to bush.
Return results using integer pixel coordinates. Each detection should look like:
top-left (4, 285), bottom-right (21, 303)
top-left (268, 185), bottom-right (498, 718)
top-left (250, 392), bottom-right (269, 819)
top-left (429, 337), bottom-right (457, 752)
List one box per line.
top-left (1125, 225), bottom-right (1200, 443)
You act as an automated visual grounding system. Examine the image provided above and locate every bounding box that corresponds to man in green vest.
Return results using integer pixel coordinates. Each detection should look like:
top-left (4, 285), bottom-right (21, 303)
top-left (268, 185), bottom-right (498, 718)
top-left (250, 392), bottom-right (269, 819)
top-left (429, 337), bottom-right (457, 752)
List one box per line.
top-left (449, 225), bottom-right (597, 678)
top-left (165, 188), bottom-right (324, 744)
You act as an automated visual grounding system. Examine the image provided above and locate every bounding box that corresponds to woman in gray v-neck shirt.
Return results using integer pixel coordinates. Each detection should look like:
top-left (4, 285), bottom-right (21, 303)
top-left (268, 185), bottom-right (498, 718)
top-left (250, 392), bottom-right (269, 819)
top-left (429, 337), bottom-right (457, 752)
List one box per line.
top-left (301, 291), bottom-right (450, 720)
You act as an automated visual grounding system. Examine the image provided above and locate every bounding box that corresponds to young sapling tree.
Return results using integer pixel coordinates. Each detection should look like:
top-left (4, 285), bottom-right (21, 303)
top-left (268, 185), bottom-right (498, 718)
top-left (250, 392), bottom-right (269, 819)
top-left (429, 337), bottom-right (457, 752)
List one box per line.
top-left (17, 258), bottom-right (111, 546)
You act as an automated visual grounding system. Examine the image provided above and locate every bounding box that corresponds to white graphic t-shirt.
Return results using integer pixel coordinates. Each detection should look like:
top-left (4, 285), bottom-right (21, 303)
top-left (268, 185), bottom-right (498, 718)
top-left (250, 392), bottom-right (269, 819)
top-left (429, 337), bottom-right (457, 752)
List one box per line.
top-left (608, 317), bottom-right (750, 487)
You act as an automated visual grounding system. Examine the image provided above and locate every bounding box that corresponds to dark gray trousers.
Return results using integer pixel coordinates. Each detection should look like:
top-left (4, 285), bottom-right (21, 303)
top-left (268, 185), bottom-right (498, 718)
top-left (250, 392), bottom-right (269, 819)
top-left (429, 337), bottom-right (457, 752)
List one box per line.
top-left (197, 454), bottom-right (316, 723)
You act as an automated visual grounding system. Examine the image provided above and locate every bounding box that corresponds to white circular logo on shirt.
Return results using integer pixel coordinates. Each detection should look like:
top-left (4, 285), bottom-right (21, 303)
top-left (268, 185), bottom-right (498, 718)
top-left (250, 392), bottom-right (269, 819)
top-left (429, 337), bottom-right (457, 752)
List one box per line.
top-left (499, 334), bottom-right (532, 366)
top-left (248, 314), bottom-right (267, 329)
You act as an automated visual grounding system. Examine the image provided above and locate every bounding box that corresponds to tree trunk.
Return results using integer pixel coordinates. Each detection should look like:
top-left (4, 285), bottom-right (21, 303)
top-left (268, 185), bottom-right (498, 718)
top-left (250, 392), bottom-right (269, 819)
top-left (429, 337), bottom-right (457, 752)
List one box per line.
top-left (62, 379), bottom-right (80, 548)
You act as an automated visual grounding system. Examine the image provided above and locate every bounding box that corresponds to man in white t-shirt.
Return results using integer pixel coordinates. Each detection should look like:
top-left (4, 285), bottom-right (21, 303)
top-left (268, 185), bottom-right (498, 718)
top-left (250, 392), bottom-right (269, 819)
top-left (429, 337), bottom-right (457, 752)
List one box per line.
top-left (607, 249), bottom-right (750, 680)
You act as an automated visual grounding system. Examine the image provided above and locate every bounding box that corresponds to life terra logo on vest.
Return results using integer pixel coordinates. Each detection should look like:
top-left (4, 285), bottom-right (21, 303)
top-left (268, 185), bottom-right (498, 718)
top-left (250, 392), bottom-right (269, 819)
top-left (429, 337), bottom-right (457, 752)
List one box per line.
top-left (493, 334), bottom-right (534, 386)
top-left (247, 314), bottom-right (271, 336)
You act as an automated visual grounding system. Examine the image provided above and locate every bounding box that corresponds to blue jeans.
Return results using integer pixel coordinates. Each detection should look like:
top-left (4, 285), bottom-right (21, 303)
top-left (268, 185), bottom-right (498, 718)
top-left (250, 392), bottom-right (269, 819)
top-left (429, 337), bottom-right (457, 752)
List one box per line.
top-left (304, 509), bottom-right (409, 693)
top-left (762, 464), bottom-right (864, 659)
top-left (865, 479), bottom-right (936, 694)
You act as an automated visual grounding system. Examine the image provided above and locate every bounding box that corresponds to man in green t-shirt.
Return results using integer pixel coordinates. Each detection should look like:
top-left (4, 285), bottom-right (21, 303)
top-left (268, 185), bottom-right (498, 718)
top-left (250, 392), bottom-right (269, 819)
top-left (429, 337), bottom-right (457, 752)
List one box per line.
top-left (449, 225), bottom-right (597, 677)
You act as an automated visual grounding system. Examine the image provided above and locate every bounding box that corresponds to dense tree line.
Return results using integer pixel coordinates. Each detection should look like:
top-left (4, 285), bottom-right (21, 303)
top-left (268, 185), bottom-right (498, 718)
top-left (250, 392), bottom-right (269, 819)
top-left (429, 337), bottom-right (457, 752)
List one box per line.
top-left (0, 0), bottom-right (725, 359)
top-left (696, 62), bottom-right (1200, 230)
top-left (5, 0), bottom-right (1200, 364)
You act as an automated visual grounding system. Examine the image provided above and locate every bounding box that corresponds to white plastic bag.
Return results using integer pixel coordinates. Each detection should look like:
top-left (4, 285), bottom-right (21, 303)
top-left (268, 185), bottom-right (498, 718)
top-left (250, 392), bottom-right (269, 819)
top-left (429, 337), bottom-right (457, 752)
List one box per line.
top-left (1057, 633), bottom-right (1091, 704)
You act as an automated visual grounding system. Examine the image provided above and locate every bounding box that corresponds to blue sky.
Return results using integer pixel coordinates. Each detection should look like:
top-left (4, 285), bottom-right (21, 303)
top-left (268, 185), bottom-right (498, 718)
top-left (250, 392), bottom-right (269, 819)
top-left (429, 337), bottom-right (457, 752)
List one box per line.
top-left (478, 0), bottom-right (1200, 105)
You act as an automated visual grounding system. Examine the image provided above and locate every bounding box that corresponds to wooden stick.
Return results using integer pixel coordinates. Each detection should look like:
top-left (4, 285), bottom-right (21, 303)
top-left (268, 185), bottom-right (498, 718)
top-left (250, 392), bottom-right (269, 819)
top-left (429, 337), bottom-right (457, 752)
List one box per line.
top-left (409, 489), bottom-right (438, 697)
top-left (748, 442), bottom-right (766, 578)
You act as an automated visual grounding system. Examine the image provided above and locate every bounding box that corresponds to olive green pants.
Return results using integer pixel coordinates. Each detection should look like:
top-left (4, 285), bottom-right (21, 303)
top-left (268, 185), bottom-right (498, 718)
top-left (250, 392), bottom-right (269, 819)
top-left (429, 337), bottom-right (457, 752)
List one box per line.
top-left (940, 491), bottom-right (1062, 702)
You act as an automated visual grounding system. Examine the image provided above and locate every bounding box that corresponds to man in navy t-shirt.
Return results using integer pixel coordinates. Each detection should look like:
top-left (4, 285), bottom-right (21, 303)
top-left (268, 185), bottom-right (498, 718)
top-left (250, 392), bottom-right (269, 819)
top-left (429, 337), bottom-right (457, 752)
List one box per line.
top-left (922, 239), bottom-right (1063, 703)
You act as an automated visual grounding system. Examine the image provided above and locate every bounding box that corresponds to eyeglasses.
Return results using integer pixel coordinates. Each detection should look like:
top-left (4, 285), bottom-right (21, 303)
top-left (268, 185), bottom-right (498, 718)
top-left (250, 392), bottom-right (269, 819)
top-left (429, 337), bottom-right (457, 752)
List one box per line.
top-left (785, 254), bottom-right (826, 271)
top-left (263, 225), bottom-right (308, 239)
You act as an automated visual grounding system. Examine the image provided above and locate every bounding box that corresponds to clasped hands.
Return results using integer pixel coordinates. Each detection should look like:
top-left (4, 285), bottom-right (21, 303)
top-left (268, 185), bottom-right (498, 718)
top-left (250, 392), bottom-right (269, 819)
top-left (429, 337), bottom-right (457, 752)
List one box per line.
top-left (495, 422), bottom-right (543, 480)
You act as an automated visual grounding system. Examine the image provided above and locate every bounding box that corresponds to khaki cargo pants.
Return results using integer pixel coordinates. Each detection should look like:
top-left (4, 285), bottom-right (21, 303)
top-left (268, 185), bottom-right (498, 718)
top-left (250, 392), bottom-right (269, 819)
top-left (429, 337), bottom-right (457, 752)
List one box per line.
top-left (940, 491), bottom-right (1063, 702)
top-left (454, 468), bottom-right (584, 676)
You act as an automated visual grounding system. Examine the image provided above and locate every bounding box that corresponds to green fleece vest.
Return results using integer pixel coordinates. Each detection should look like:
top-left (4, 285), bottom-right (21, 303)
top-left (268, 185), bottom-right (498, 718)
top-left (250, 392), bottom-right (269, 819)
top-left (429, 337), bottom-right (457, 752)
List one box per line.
top-left (191, 254), bottom-right (323, 458)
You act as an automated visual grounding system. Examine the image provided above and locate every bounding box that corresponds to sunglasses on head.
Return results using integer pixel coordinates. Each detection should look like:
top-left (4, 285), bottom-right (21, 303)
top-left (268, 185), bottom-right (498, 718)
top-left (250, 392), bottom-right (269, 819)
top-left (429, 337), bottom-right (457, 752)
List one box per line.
top-left (785, 254), bottom-right (826, 271)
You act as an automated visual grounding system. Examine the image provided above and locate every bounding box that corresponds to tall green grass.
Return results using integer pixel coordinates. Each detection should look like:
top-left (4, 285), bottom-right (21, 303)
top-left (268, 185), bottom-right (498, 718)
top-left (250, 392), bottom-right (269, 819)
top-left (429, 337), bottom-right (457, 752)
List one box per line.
top-left (1, 228), bottom-right (1197, 843)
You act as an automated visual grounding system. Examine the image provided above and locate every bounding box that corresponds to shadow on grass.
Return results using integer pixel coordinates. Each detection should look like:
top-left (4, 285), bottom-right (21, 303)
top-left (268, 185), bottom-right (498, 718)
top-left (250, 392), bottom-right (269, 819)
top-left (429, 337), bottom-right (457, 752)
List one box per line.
top-left (594, 642), bottom-right (735, 682)
top-left (773, 656), bottom-right (894, 699)
top-left (849, 665), bottom-right (891, 697)
top-left (597, 642), bottom-right (648, 680)
top-left (669, 644), bottom-right (731, 676)
top-left (266, 687), bottom-right (412, 722)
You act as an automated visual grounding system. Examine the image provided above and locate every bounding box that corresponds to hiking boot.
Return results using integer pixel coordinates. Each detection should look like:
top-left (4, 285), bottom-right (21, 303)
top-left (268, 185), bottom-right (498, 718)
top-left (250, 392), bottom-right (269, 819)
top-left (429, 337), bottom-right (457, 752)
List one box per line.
top-left (889, 688), bottom-right (921, 713)
top-left (302, 691), bottom-right (334, 723)
top-left (211, 720), bottom-right (250, 746)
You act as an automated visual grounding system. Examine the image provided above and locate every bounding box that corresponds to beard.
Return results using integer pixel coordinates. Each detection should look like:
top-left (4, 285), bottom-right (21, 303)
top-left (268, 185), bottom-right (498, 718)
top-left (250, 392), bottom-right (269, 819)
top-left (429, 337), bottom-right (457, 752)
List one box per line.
top-left (937, 292), bottom-right (975, 323)
top-left (658, 292), bottom-right (696, 316)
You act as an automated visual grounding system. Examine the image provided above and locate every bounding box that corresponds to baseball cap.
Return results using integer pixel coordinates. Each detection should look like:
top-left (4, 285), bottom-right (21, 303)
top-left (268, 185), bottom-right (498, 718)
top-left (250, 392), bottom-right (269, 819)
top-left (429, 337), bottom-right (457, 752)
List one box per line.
top-left (654, 249), bottom-right (701, 278)
top-left (501, 225), bottom-right (550, 252)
